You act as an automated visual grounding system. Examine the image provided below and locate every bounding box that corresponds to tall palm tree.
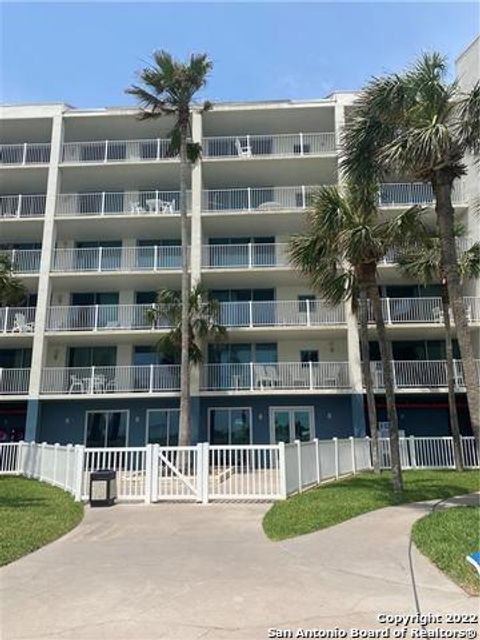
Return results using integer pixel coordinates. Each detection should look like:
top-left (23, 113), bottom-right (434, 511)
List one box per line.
top-left (126, 51), bottom-right (212, 445)
top-left (289, 184), bottom-right (424, 490)
top-left (341, 52), bottom-right (480, 447)
top-left (0, 254), bottom-right (27, 306)
top-left (147, 284), bottom-right (226, 365)
top-left (399, 232), bottom-right (480, 470)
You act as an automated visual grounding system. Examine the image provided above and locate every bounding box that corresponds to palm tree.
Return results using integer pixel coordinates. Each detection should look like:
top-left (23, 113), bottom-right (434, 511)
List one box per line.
top-left (147, 283), bottom-right (226, 368)
top-left (126, 51), bottom-right (212, 445)
top-left (0, 254), bottom-right (27, 306)
top-left (341, 52), bottom-right (480, 447)
top-left (399, 232), bottom-right (480, 470)
top-left (289, 184), bottom-right (424, 490)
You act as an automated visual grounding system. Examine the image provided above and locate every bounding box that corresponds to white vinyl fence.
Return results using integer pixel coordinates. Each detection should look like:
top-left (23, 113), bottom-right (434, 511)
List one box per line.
top-left (0, 436), bottom-right (477, 504)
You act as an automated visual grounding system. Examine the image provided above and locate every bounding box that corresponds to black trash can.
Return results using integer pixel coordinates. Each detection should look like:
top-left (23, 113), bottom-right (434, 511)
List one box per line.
top-left (89, 469), bottom-right (117, 507)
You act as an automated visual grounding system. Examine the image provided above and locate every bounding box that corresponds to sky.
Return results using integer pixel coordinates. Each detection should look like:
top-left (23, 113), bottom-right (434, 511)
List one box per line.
top-left (1, 1), bottom-right (479, 108)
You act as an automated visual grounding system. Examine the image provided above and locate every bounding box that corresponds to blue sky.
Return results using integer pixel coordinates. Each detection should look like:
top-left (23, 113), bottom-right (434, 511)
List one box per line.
top-left (1, 2), bottom-right (478, 107)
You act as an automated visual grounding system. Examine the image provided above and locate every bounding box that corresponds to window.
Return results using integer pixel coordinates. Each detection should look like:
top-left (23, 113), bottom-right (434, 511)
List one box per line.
top-left (300, 350), bottom-right (319, 363)
top-left (146, 409), bottom-right (179, 446)
top-left (68, 346), bottom-right (116, 368)
top-left (208, 408), bottom-right (252, 444)
top-left (85, 411), bottom-right (129, 447)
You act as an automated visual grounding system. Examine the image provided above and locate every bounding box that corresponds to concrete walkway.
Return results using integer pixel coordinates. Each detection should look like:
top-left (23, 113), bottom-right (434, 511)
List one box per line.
top-left (1, 494), bottom-right (478, 640)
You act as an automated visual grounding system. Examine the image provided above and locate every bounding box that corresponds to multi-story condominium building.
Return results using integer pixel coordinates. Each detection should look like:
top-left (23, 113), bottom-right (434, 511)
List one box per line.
top-left (1, 39), bottom-right (478, 448)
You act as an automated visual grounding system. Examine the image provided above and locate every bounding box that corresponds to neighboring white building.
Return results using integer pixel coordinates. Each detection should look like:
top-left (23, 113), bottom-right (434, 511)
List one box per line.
top-left (0, 41), bottom-right (478, 447)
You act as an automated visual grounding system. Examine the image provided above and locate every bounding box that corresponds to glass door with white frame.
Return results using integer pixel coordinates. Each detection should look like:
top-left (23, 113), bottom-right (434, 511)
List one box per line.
top-left (209, 408), bottom-right (252, 444)
top-left (85, 410), bottom-right (128, 447)
top-left (270, 407), bottom-right (314, 443)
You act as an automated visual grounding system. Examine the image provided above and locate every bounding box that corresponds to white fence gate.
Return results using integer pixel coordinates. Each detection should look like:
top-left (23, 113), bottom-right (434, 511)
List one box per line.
top-left (0, 436), bottom-right (478, 504)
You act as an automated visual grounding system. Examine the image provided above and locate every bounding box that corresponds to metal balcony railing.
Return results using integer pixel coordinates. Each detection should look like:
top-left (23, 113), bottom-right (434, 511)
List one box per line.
top-left (0, 194), bottom-right (46, 219)
top-left (41, 365), bottom-right (181, 395)
top-left (0, 143), bottom-right (50, 165)
top-left (0, 307), bottom-right (36, 333)
top-left (202, 243), bottom-right (288, 269)
top-left (202, 132), bottom-right (336, 158)
top-left (201, 362), bottom-right (350, 391)
top-left (0, 249), bottom-right (42, 273)
top-left (52, 246), bottom-right (185, 273)
top-left (218, 300), bottom-right (345, 326)
top-left (366, 297), bottom-right (480, 324)
top-left (46, 304), bottom-right (174, 332)
top-left (56, 190), bottom-right (190, 217)
top-left (379, 182), bottom-right (465, 206)
top-left (201, 185), bottom-right (322, 213)
top-left (0, 368), bottom-right (30, 394)
top-left (61, 139), bottom-right (175, 164)
top-left (370, 359), bottom-right (480, 389)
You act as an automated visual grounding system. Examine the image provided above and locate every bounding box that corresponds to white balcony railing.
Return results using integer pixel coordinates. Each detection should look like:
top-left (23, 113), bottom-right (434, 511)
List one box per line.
top-left (202, 243), bottom-right (288, 269)
top-left (56, 190), bottom-right (190, 217)
top-left (0, 368), bottom-right (30, 394)
top-left (47, 304), bottom-right (173, 332)
top-left (379, 182), bottom-right (465, 207)
top-left (202, 132), bottom-right (336, 158)
top-left (0, 194), bottom-right (46, 219)
top-left (201, 361), bottom-right (350, 391)
top-left (370, 359), bottom-right (480, 389)
top-left (0, 307), bottom-right (36, 333)
top-left (367, 297), bottom-right (480, 324)
top-left (52, 246), bottom-right (184, 273)
top-left (0, 249), bottom-right (42, 273)
top-left (0, 143), bottom-right (51, 165)
top-left (41, 365), bottom-right (181, 395)
top-left (202, 185), bottom-right (323, 213)
top-left (62, 138), bottom-right (175, 164)
top-left (218, 300), bottom-right (345, 327)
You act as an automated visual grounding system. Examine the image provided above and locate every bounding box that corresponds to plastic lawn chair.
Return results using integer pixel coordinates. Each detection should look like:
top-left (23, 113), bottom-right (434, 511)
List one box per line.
top-left (466, 552), bottom-right (480, 575)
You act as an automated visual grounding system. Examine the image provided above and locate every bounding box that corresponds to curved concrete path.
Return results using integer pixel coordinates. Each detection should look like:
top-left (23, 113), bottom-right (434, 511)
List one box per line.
top-left (1, 494), bottom-right (478, 640)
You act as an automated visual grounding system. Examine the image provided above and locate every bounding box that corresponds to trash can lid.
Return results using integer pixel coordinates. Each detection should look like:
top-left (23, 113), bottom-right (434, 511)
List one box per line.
top-left (91, 469), bottom-right (116, 480)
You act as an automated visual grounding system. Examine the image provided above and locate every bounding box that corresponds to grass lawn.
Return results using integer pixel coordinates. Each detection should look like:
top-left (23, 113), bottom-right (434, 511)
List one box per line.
top-left (0, 476), bottom-right (84, 566)
top-left (412, 506), bottom-right (480, 595)
top-left (263, 470), bottom-right (480, 541)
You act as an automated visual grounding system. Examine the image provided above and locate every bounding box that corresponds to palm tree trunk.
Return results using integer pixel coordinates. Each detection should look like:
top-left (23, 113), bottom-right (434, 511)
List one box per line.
top-left (368, 280), bottom-right (403, 492)
top-left (358, 285), bottom-right (380, 473)
top-left (178, 129), bottom-right (191, 446)
top-left (441, 285), bottom-right (464, 471)
top-left (434, 175), bottom-right (480, 451)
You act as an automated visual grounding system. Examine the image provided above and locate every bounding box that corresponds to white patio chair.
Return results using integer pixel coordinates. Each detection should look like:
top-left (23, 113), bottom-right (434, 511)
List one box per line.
top-left (432, 307), bottom-right (444, 323)
top-left (68, 375), bottom-right (85, 393)
top-left (255, 364), bottom-right (280, 389)
top-left (235, 137), bottom-right (252, 158)
top-left (12, 313), bottom-right (34, 333)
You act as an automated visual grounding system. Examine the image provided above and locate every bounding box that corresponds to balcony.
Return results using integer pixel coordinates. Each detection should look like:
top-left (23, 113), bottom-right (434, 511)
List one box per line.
top-left (0, 249), bottom-right (41, 274)
top-left (41, 365), bottom-right (180, 395)
top-left (202, 243), bottom-right (288, 269)
top-left (202, 133), bottom-right (336, 159)
top-left (0, 143), bottom-right (51, 166)
top-left (379, 182), bottom-right (465, 207)
top-left (202, 185), bottom-right (322, 213)
top-left (367, 297), bottom-right (480, 324)
top-left (0, 307), bottom-right (36, 333)
top-left (218, 300), bottom-right (345, 327)
top-left (56, 190), bottom-right (189, 217)
top-left (0, 194), bottom-right (46, 219)
top-left (0, 368), bottom-right (30, 395)
top-left (46, 304), bottom-right (172, 332)
top-left (62, 139), bottom-right (175, 164)
top-left (370, 359), bottom-right (480, 390)
top-left (201, 361), bottom-right (350, 392)
top-left (52, 246), bottom-right (184, 273)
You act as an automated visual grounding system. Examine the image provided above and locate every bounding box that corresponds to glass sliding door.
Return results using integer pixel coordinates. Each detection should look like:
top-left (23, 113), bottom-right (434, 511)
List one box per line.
top-left (85, 411), bottom-right (128, 447)
top-left (146, 409), bottom-right (179, 446)
top-left (270, 407), bottom-right (314, 443)
top-left (208, 408), bottom-right (252, 444)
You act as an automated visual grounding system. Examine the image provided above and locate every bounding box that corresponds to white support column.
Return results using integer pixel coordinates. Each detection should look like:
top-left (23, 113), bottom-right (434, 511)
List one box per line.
top-left (28, 112), bottom-right (64, 404)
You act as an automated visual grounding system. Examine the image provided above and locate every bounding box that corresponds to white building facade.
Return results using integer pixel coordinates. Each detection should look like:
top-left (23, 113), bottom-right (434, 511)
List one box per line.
top-left (1, 43), bottom-right (479, 447)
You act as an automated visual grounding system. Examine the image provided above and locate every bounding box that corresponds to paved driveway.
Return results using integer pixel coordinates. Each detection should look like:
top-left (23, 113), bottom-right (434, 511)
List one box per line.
top-left (1, 494), bottom-right (478, 640)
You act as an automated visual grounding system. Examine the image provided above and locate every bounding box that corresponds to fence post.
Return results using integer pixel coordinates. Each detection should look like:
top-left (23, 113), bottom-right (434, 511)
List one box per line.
top-left (151, 444), bottom-right (159, 502)
top-left (409, 435), bottom-right (417, 469)
top-left (39, 442), bottom-right (47, 481)
top-left (295, 439), bottom-right (302, 493)
top-left (53, 443), bottom-right (59, 485)
top-left (73, 445), bottom-right (85, 502)
top-left (144, 444), bottom-right (153, 504)
top-left (350, 436), bottom-right (356, 475)
top-left (314, 437), bottom-right (321, 485)
top-left (366, 436), bottom-right (373, 469)
top-left (278, 441), bottom-right (287, 499)
top-left (333, 437), bottom-right (339, 480)
top-left (197, 442), bottom-right (209, 504)
top-left (65, 444), bottom-right (72, 492)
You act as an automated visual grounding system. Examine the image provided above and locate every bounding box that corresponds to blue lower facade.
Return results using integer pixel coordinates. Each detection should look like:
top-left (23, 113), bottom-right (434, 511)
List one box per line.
top-left (0, 392), bottom-right (473, 445)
